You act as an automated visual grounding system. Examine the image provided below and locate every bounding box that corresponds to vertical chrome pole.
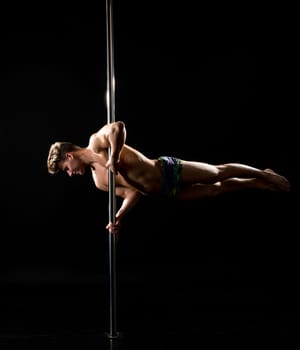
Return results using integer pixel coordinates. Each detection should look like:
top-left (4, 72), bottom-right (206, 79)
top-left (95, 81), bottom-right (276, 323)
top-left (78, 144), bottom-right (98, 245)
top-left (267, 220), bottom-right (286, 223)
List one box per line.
top-left (106, 0), bottom-right (119, 339)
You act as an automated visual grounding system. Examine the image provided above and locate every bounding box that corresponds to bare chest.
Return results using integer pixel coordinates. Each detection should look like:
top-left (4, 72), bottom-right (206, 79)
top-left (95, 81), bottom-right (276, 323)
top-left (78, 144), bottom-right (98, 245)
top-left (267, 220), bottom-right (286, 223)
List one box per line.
top-left (91, 165), bottom-right (109, 191)
top-left (91, 164), bottom-right (128, 192)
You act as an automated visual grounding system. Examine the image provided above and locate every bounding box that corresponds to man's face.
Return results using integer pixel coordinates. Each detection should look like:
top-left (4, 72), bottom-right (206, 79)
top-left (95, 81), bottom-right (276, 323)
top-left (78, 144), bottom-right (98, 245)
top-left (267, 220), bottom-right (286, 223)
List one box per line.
top-left (59, 153), bottom-right (86, 176)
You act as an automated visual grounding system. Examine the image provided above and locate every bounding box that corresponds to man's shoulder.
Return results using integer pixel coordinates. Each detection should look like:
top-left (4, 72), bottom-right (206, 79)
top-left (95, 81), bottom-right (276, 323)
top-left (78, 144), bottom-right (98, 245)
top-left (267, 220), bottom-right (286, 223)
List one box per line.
top-left (88, 132), bottom-right (107, 152)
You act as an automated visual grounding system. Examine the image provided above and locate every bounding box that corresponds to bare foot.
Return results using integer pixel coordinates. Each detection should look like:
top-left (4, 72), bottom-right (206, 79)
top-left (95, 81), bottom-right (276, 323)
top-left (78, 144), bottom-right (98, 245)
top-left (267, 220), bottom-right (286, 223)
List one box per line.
top-left (263, 168), bottom-right (290, 192)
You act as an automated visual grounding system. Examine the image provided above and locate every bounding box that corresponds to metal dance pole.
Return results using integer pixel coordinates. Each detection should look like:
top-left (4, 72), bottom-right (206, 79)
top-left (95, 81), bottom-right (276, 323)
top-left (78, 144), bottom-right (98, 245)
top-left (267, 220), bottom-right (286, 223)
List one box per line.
top-left (105, 0), bottom-right (119, 340)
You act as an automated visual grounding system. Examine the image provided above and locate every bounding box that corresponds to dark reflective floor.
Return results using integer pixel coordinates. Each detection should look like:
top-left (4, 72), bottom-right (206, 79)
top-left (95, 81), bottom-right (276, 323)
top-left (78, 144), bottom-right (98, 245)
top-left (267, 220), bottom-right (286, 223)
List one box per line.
top-left (1, 264), bottom-right (299, 349)
top-left (1, 193), bottom-right (298, 348)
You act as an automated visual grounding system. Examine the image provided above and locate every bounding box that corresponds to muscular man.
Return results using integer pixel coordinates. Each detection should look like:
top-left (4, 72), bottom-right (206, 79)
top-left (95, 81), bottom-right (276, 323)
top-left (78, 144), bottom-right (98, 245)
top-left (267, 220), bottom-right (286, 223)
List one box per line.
top-left (47, 121), bottom-right (290, 233)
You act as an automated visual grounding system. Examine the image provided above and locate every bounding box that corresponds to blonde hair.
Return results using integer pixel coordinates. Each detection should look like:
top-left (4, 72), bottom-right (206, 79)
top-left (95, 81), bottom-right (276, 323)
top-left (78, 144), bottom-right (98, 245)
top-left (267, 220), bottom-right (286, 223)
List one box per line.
top-left (47, 142), bottom-right (80, 174)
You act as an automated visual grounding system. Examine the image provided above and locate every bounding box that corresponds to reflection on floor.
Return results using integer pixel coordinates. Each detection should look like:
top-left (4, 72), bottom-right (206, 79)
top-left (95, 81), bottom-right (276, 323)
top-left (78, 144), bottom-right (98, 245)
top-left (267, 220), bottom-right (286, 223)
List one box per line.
top-left (0, 264), bottom-right (299, 348)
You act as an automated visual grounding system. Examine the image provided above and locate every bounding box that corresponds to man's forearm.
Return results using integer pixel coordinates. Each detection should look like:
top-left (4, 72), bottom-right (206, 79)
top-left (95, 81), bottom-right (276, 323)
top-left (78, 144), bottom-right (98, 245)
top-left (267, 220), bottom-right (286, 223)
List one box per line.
top-left (115, 191), bottom-right (142, 222)
top-left (108, 121), bottom-right (126, 160)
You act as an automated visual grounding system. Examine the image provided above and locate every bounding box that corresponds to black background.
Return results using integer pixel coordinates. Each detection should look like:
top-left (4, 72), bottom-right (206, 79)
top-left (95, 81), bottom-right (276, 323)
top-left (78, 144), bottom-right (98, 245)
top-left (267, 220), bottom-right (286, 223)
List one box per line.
top-left (0, 1), bottom-right (298, 347)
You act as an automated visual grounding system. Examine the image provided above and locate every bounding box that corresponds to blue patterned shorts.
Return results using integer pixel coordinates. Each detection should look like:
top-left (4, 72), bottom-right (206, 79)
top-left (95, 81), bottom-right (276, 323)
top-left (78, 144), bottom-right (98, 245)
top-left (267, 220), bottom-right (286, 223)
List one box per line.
top-left (158, 156), bottom-right (183, 198)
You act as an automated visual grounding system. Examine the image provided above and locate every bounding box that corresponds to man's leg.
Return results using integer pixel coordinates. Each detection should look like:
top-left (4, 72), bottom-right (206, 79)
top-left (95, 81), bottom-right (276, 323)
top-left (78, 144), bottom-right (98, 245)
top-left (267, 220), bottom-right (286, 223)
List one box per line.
top-left (180, 161), bottom-right (290, 191)
top-left (177, 177), bottom-right (283, 201)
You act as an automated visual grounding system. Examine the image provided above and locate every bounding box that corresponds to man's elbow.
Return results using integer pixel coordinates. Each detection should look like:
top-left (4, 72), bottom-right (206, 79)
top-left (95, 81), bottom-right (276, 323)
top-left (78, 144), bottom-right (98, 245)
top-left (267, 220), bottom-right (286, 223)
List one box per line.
top-left (115, 121), bottom-right (126, 139)
top-left (116, 121), bottom-right (125, 132)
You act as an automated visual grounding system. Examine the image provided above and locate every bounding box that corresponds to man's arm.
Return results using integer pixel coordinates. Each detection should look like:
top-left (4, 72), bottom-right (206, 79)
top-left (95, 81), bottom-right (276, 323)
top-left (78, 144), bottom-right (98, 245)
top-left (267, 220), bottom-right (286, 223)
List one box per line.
top-left (106, 121), bottom-right (126, 165)
top-left (106, 186), bottom-right (142, 234)
top-left (115, 187), bottom-right (142, 222)
top-left (89, 121), bottom-right (126, 174)
top-left (101, 121), bottom-right (126, 175)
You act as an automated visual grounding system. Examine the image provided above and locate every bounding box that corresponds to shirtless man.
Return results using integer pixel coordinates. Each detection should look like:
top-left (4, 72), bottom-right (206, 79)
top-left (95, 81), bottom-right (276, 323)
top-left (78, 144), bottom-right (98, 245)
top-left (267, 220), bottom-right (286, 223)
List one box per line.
top-left (47, 121), bottom-right (290, 233)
